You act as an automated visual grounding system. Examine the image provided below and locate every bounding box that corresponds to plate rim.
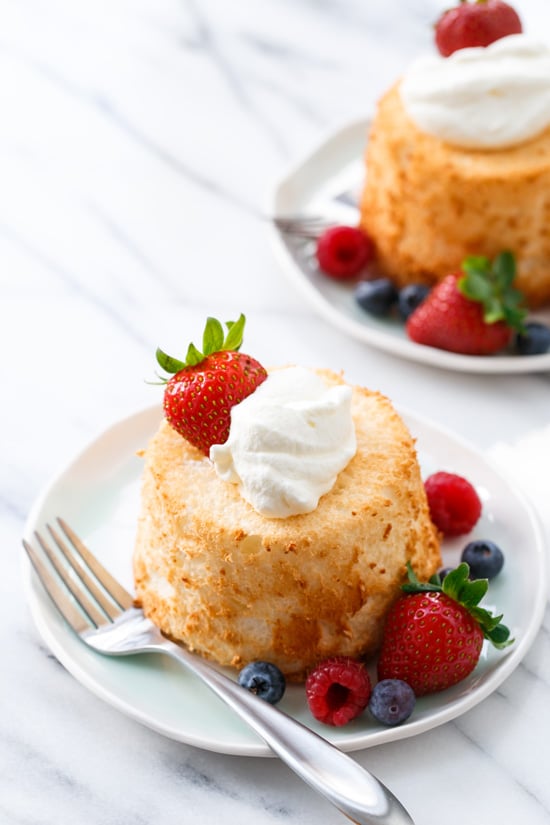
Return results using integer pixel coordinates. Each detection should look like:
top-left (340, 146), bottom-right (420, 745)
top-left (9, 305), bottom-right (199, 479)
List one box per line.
top-left (268, 117), bottom-right (550, 375)
top-left (22, 402), bottom-right (549, 757)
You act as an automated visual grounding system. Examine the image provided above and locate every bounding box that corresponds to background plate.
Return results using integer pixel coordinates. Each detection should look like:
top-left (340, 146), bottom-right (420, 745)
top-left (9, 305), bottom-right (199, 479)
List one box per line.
top-left (23, 404), bottom-right (547, 756)
top-left (269, 118), bottom-right (550, 374)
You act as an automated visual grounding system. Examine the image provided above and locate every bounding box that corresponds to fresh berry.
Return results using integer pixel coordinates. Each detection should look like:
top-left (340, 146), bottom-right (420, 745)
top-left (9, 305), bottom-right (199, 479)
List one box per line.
top-left (305, 657), bottom-right (372, 726)
top-left (437, 566), bottom-right (456, 581)
top-left (397, 284), bottom-right (431, 320)
top-left (238, 661), bottom-right (286, 704)
top-left (424, 471), bottom-right (482, 536)
top-left (461, 539), bottom-right (505, 580)
top-left (368, 679), bottom-right (416, 726)
top-left (435, 0), bottom-right (522, 58)
top-left (516, 322), bottom-right (550, 355)
top-left (406, 253), bottom-right (526, 356)
top-left (354, 278), bottom-right (398, 317)
top-left (316, 226), bottom-right (373, 279)
top-left (377, 564), bottom-right (512, 696)
top-left (156, 314), bottom-right (267, 455)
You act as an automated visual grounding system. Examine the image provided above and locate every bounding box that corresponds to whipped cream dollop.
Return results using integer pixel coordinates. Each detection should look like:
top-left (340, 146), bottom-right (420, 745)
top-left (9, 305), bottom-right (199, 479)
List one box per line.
top-left (400, 34), bottom-right (550, 149)
top-left (209, 366), bottom-right (357, 518)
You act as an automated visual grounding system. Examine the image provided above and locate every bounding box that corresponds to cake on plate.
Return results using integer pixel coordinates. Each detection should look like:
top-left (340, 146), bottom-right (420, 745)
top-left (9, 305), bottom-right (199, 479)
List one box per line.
top-left (359, 34), bottom-right (550, 308)
top-left (134, 359), bottom-right (441, 682)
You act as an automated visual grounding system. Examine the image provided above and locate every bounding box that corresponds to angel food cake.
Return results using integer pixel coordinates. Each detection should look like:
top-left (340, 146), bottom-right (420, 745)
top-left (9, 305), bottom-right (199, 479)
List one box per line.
top-left (359, 34), bottom-right (550, 308)
top-left (133, 320), bottom-right (440, 681)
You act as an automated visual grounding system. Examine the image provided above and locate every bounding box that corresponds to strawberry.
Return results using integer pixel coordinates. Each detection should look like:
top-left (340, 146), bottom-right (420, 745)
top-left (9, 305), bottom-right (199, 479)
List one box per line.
top-left (377, 564), bottom-right (512, 696)
top-left (155, 314), bottom-right (267, 455)
top-left (435, 0), bottom-right (522, 58)
top-left (406, 251), bottom-right (527, 355)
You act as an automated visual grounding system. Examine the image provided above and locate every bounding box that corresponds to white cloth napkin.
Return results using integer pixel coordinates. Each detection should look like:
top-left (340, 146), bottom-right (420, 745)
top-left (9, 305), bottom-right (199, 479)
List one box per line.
top-left (488, 425), bottom-right (550, 591)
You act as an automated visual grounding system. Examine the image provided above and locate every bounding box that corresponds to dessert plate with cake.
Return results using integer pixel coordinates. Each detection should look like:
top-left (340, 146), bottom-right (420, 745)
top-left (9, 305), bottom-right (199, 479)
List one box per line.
top-left (269, 32), bottom-right (550, 372)
top-left (22, 397), bottom-right (547, 756)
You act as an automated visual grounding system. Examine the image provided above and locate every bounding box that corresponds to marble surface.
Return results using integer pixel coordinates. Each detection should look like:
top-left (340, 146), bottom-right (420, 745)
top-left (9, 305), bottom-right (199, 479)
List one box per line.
top-left (3, 1), bottom-right (550, 823)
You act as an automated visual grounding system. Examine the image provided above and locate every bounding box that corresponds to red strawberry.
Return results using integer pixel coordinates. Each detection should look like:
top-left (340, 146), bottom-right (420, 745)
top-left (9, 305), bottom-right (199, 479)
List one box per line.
top-left (377, 564), bottom-right (512, 696)
top-left (435, 0), bottom-right (522, 58)
top-left (406, 251), bottom-right (526, 355)
top-left (156, 314), bottom-right (267, 455)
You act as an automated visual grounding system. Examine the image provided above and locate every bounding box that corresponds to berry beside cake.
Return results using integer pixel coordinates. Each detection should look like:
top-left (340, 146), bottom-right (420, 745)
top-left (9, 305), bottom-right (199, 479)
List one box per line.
top-left (133, 316), bottom-right (441, 681)
top-left (359, 16), bottom-right (550, 308)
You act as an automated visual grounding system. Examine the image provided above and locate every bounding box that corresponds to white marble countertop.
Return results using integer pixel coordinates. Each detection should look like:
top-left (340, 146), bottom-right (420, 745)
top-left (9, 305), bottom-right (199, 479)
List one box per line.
top-left (3, 1), bottom-right (550, 823)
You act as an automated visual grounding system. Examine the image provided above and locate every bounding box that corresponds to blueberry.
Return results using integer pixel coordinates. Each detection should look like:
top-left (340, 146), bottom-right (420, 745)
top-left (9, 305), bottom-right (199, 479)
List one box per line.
top-left (397, 284), bottom-right (431, 320)
top-left (461, 539), bottom-right (504, 580)
top-left (238, 661), bottom-right (286, 704)
top-left (354, 278), bottom-right (398, 317)
top-left (516, 322), bottom-right (550, 355)
top-left (369, 679), bottom-right (416, 726)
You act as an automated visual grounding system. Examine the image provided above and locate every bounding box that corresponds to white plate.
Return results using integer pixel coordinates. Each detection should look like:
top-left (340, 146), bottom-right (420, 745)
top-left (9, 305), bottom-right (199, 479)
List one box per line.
top-left (23, 404), bottom-right (547, 756)
top-left (269, 118), bottom-right (550, 374)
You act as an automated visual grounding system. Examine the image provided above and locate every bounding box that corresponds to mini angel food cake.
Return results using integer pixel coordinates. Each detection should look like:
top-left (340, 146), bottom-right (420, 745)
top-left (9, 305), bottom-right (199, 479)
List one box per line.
top-left (134, 320), bottom-right (440, 681)
top-left (359, 34), bottom-right (550, 308)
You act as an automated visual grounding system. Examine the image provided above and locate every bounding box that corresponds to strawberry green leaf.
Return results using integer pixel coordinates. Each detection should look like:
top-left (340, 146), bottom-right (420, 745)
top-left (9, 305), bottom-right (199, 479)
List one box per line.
top-left (470, 607), bottom-right (513, 647)
top-left (458, 252), bottom-right (527, 332)
top-left (506, 305), bottom-right (527, 331)
top-left (469, 606), bottom-right (504, 632)
top-left (401, 561), bottom-right (441, 593)
top-left (223, 313), bottom-right (246, 351)
top-left (185, 342), bottom-right (204, 366)
top-left (460, 269), bottom-right (493, 304)
top-left (492, 250), bottom-right (516, 289)
top-left (155, 348), bottom-right (186, 374)
top-left (486, 623), bottom-right (514, 649)
top-left (456, 576), bottom-right (488, 608)
top-left (483, 296), bottom-right (504, 325)
top-left (462, 255), bottom-right (490, 273)
top-left (154, 313), bottom-right (249, 378)
top-left (202, 317), bottom-right (225, 356)
top-left (440, 563), bottom-right (470, 601)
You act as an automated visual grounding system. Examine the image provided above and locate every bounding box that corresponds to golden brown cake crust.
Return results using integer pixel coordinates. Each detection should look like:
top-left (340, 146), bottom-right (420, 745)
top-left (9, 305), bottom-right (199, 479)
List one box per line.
top-left (133, 371), bottom-right (441, 681)
top-left (360, 83), bottom-right (550, 308)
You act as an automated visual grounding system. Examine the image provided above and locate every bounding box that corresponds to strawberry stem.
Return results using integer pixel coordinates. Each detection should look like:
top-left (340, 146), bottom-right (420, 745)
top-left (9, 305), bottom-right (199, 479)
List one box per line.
top-left (156, 314), bottom-right (246, 375)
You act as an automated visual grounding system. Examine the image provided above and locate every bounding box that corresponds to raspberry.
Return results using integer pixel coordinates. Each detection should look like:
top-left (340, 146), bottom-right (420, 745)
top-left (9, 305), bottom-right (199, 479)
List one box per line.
top-left (424, 471), bottom-right (482, 536)
top-left (316, 226), bottom-right (373, 279)
top-left (305, 656), bottom-right (372, 726)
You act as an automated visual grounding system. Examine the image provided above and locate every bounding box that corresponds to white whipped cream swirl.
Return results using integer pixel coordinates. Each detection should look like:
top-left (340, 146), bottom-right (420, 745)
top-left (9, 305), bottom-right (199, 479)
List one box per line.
top-left (400, 34), bottom-right (550, 149)
top-left (209, 366), bottom-right (356, 518)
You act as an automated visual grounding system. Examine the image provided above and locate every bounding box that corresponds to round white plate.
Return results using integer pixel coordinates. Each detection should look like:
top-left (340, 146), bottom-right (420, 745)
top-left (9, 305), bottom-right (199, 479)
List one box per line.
top-left (23, 404), bottom-right (547, 756)
top-left (269, 118), bottom-right (550, 374)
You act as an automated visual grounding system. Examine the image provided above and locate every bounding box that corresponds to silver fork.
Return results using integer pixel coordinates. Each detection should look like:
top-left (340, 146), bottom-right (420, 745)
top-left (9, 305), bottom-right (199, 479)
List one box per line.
top-left (23, 519), bottom-right (415, 825)
top-left (273, 215), bottom-right (335, 238)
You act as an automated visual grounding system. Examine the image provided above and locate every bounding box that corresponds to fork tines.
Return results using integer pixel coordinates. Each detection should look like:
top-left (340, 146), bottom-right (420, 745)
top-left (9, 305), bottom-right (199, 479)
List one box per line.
top-left (23, 518), bottom-right (133, 634)
top-left (273, 215), bottom-right (333, 238)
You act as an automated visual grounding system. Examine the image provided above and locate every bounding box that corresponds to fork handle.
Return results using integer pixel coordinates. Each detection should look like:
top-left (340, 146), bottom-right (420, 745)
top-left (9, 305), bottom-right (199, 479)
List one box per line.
top-left (158, 638), bottom-right (414, 825)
